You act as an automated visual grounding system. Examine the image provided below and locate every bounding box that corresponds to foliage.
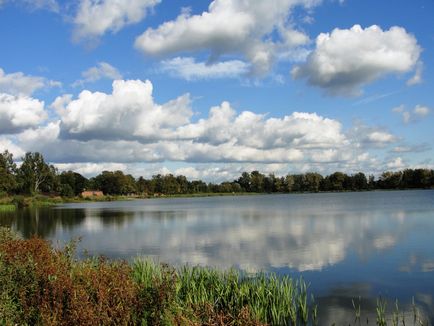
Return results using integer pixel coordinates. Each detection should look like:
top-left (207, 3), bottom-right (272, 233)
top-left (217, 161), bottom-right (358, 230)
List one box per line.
top-left (1, 151), bottom-right (433, 199)
top-left (0, 150), bottom-right (17, 194)
top-left (59, 171), bottom-right (88, 196)
top-left (17, 152), bottom-right (58, 195)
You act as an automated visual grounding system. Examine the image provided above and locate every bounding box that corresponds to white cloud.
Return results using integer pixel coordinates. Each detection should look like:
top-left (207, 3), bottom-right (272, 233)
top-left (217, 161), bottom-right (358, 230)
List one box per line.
top-left (177, 102), bottom-right (347, 151)
top-left (392, 104), bottom-right (431, 123)
top-left (135, 0), bottom-right (320, 76)
top-left (292, 25), bottom-right (422, 96)
top-left (72, 62), bottom-right (122, 87)
top-left (56, 79), bottom-right (193, 141)
top-left (55, 162), bottom-right (127, 177)
top-left (413, 105), bottom-right (430, 117)
top-left (349, 122), bottom-right (397, 148)
top-left (160, 57), bottom-right (249, 80)
top-left (386, 157), bottom-right (406, 170)
top-left (73, 0), bottom-right (161, 41)
top-left (0, 77), bottom-right (416, 177)
top-left (0, 67), bottom-right (61, 96)
top-left (55, 80), bottom-right (347, 163)
top-left (407, 61), bottom-right (423, 86)
top-left (0, 137), bottom-right (25, 158)
top-left (366, 131), bottom-right (396, 144)
top-left (0, 93), bottom-right (47, 134)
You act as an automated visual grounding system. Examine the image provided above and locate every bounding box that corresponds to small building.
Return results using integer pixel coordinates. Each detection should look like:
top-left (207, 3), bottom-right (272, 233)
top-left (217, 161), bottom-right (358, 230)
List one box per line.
top-left (81, 190), bottom-right (104, 198)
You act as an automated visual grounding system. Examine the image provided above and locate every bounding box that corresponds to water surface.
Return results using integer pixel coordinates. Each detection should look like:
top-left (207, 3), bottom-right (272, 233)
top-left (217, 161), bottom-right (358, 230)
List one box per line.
top-left (1, 190), bottom-right (434, 322)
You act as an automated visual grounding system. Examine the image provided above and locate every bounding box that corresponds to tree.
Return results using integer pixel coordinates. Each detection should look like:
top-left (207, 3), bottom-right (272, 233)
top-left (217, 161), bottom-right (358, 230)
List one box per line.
top-left (59, 171), bottom-right (88, 196)
top-left (0, 150), bottom-right (17, 195)
top-left (18, 152), bottom-right (57, 194)
top-left (285, 175), bottom-right (294, 192)
top-left (250, 171), bottom-right (265, 192)
top-left (94, 171), bottom-right (136, 195)
top-left (304, 173), bottom-right (323, 192)
top-left (352, 172), bottom-right (368, 190)
top-left (324, 172), bottom-right (347, 191)
top-left (237, 172), bottom-right (251, 192)
top-left (378, 171), bottom-right (402, 189)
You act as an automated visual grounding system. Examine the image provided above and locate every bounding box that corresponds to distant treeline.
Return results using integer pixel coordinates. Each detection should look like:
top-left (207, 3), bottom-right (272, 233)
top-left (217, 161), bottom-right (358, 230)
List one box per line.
top-left (1, 150), bottom-right (433, 197)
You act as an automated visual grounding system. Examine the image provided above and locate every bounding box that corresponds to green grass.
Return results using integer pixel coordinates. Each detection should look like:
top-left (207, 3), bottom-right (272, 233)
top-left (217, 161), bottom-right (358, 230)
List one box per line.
top-left (132, 259), bottom-right (318, 325)
top-left (0, 204), bottom-right (15, 212)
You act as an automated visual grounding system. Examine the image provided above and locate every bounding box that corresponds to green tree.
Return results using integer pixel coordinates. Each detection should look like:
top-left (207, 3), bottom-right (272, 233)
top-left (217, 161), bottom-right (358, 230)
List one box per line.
top-left (378, 171), bottom-right (402, 189)
top-left (324, 172), bottom-right (347, 191)
top-left (352, 172), bottom-right (368, 190)
top-left (94, 171), bottom-right (136, 195)
top-left (0, 150), bottom-right (17, 195)
top-left (59, 171), bottom-right (88, 196)
top-left (18, 152), bottom-right (57, 194)
top-left (304, 173), bottom-right (323, 192)
top-left (250, 171), bottom-right (265, 192)
top-left (285, 175), bottom-right (294, 192)
top-left (237, 172), bottom-right (251, 192)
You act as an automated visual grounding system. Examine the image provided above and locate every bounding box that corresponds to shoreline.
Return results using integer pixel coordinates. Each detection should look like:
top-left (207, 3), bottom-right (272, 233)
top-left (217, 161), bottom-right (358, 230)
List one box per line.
top-left (1, 187), bottom-right (432, 208)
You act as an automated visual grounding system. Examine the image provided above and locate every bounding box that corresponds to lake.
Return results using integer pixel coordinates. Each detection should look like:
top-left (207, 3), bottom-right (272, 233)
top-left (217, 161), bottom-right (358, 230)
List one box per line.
top-left (1, 190), bottom-right (434, 323)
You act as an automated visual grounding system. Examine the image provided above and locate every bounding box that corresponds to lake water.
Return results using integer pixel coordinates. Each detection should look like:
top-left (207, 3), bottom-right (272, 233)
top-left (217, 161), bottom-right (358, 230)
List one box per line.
top-left (1, 190), bottom-right (434, 323)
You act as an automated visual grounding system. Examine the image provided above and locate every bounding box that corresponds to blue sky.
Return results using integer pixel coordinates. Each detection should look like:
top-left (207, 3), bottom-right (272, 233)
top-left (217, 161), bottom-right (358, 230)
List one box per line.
top-left (0, 0), bottom-right (433, 181)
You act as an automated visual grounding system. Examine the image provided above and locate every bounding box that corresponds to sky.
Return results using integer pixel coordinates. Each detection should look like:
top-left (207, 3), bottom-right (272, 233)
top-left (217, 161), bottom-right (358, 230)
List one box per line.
top-left (0, 0), bottom-right (433, 181)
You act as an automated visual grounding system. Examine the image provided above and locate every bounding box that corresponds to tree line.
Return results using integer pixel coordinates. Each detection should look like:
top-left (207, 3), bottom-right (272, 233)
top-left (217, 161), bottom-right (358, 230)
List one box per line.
top-left (1, 150), bottom-right (433, 197)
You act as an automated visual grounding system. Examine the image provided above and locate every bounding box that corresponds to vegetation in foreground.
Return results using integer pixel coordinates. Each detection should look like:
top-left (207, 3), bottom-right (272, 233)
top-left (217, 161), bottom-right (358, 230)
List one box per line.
top-left (0, 227), bottom-right (314, 325)
top-left (0, 228), bottom-right (431, 326)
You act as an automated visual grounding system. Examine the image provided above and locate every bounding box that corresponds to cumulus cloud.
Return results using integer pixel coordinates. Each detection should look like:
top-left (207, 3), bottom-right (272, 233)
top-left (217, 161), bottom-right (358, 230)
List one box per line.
top-left (73, 0), bottom-right (161, 41)
top-left (0, 137), bottom-right (25, 158)
top-left (292, 25), bottom-right (422, 96)
top-left (177, 102), bottom-right (346, 150)
top-left (0, 67), bottom-right (61, 96)
top-left (160, 57), bottom-right (250, 80)
top-left (392, 104), bottom-right (431, 123)
top-left (0, 77), bottom-right (412, 177)
top-left (54, 79), bottom-right (347, 164)
top-left (55, 162), bottom-right (127, 177)
top-left (135, 0), bottom-right (320, 76)
top-left (55, 79), bottom-right (193, 142)
top-left (344, 121), bottom-right (398, 150)
top-left (0, 93), bottom-right (47, 134)
top-left (72, 62), bottom-right (122, 87)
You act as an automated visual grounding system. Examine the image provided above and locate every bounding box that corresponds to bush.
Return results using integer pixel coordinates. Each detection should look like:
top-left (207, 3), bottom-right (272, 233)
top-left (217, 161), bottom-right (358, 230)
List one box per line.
top-left (0, 236), bottom-right (140, 325)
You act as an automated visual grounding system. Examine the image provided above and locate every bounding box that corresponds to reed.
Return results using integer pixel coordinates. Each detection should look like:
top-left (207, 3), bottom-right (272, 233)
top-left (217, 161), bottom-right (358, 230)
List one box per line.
top-left (133, 259), bottom-right (316, 325)
top-left (376, 297), bottom-right (387, 326)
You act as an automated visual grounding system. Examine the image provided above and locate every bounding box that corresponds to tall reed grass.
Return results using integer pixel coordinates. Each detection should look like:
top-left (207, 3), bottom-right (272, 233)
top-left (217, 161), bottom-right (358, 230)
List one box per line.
top-left (133, 259), bottom-right (317, 325)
